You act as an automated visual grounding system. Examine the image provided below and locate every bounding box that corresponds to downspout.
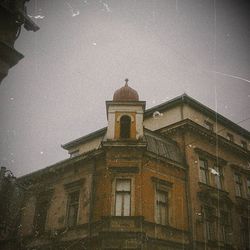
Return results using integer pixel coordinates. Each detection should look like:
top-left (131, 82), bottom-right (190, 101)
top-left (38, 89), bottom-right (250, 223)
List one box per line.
top-left (88, 158), bottom-right (97, 249)
top-left (181, 97), bottom-right (194, 249)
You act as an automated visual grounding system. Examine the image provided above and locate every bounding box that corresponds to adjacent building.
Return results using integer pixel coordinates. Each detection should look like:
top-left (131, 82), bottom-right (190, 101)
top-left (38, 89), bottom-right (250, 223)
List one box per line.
top-left (1, 82), bottom-right (249, 249)
top-left (0, 0), bottom-right (39, 84)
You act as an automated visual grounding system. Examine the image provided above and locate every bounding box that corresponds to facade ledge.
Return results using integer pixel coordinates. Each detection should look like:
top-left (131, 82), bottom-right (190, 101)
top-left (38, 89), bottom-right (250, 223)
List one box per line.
top-left (198, 182), bottom-right (233, 206)
top-left (159, 119), bottom-right (250, 159)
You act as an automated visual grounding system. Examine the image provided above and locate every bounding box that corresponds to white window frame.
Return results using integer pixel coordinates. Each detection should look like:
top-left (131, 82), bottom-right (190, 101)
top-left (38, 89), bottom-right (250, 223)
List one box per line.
top-left (155, 189), bottom-right (169, 225)
top-left (111, 176), bottom-right (135, 216)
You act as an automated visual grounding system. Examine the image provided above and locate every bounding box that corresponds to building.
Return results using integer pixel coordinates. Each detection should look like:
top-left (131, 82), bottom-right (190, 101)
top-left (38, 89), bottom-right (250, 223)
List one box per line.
top-left (0, 0), bottom-right (39, 84)
top-left (2, 81), bottom-right (249, 249)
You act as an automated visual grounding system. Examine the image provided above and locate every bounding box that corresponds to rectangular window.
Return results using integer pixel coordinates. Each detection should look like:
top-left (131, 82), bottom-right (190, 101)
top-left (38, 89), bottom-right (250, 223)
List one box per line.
top-left (247, 179), bottom-right (250, 197)
top-left (240, 216), bottom-right (250, 249)
top-left (219, 210), bottom-right (231, 243)
top-left (67, 190), bottom-right (80, 227)
top-left (115, 179), bottom-right (131, 216)
top-left (203, 207), bottom-right (215, 241)
top-left (211, 165), bottom-right (223, 189)
top-left (204, 121), bottom-right (213, 131)
top-left (234, 173), bottom-right (242, 197)
top-left (199, 158), bottom-right (209, 184)
top-left (156, 189), bottom-right (168, 225)
top-left (226, 133), bottom-right (234, 142)
top-left (34, 199), bottom-right (50, 234)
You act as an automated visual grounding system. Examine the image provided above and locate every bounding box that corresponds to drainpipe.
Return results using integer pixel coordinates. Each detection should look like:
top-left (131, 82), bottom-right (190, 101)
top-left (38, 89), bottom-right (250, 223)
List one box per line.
top-left (88, 158), bottom-right (97, 249)
top-left (181, 99), bottom-right (194, 250)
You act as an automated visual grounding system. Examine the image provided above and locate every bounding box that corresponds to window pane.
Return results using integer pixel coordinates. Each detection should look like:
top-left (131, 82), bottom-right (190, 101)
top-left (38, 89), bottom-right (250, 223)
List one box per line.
top-left (199, 159), bottom-right (208, 184)
top-left (200, 168), bottom-right (208, 183)
top-left (116, 179), bottom-right (131, 191)
top-left (157, 191), bottom-right (167, 203)
top-left (67, 191), bottom-right (79, 227)
top-left (123, 193), bottom-right (131, 216)
top-left (160, 204), bottom-right (167, 224)
top-left (115, 193), bottom-right (122, 216)
top-left (156, 190), bottom-right (168, 225)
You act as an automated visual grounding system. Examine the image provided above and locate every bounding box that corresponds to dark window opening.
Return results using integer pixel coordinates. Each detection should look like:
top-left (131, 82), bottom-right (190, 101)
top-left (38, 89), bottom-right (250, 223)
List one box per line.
top-left (67, 190), bottom-right (80, 227)
top-left (34, 198), bottom-right (50, 234)
top-left (120, 115), bottom-right (131, 139)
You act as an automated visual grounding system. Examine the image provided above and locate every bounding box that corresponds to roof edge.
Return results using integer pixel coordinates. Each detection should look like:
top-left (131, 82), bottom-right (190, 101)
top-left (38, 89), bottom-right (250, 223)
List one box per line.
top-left (61, 127), bottom-right (107, 150)
top-left (144, 94), bottom-right (250, 139)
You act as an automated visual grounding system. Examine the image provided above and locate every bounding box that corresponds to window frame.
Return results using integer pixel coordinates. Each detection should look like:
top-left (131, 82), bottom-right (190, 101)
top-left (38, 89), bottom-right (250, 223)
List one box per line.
top-left (63, 179), bottom-right (84, 228)
top-left (211, 165), bottom-right (223, 189)
top-left (33, 190), bottom-right (53, 235)
top-left (120, 115), bottom-right (131, 139)
top-left (203, 206), bottom-right (216, 241)
top-left (66, 190), bottom-right (80, 228)
top-left (114, 178), bottom-right (131, 216)
top-left (234, 173), bottom-right (243, 197)
top-left (199, 158), bottom-right (209, 184)
top-left (155, 189), bottom-right (169, 225)
top-left (247, 178), bottom-right (250, 197)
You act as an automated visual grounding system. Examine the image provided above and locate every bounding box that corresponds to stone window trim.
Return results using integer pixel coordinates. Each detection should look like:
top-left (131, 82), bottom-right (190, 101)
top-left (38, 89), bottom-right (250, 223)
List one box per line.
top-left (151, 176), bottom-right (173, 190)
top-left (111, 176), bottom-right (135, 216)
top-left (194, 148), bottom-right (227, 166)
top-left (64, 179), bottom-right (84, 191)
top-left (109, 166), bottom-right (139, 174)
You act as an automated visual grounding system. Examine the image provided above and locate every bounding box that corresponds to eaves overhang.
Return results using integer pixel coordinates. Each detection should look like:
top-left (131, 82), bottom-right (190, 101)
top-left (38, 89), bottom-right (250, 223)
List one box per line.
top-left (61, 127), bottom-right (107, 150)
top-left (144, 94), bottom-right (250, 139)
top-left (18, 149), bottom-right (104, 184)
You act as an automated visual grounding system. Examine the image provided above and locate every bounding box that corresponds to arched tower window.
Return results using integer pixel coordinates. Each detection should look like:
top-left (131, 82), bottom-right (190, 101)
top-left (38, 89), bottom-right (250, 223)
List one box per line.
top-left (120, 115), bottom-right (131, 139)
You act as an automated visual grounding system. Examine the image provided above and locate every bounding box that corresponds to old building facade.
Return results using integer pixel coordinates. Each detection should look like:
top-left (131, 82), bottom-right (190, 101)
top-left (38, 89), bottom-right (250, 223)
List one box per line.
top-left (1, 82), bottom-right (249, 249)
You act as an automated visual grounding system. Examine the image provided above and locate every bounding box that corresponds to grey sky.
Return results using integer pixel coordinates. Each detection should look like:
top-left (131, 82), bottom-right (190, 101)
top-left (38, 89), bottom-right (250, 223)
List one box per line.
top-left (0, 0), bottom-right (249, 177)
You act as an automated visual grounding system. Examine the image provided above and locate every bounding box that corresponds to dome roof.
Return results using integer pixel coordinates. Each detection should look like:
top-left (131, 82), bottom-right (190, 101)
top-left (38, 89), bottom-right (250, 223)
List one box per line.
top-left (113, 79), bottom-right (139, 101)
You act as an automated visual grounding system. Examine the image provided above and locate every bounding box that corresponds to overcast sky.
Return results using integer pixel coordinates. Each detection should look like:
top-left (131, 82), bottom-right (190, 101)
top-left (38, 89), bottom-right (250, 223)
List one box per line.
top-left (0, 0), bottom-right (249, 177)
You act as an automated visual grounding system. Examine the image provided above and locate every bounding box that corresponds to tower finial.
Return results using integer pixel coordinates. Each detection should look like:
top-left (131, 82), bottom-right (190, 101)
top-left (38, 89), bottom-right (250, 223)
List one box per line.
top-left (125, 78), bottom-right (129, 86)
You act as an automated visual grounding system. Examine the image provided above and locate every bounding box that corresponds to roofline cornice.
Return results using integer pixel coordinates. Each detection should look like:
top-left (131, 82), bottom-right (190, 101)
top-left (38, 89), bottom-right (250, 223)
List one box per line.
top-left (18, 149), bottom-right (104, 183)
top-left (144, 94), bottom-right (250, 139)
top-left (61, 127), bottom-right (107, 150)
top-left (157, 119), bottom-right (250, 159)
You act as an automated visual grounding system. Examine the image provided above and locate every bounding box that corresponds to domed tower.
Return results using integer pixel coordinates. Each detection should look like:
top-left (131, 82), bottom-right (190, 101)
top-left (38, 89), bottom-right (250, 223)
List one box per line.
top-left (106, 79), bottom-right (145, 141)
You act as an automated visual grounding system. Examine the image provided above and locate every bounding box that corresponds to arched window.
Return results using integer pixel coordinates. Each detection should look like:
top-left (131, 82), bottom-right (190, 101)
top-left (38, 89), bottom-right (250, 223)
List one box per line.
top-left (120, 115), bottom-right (131, 139)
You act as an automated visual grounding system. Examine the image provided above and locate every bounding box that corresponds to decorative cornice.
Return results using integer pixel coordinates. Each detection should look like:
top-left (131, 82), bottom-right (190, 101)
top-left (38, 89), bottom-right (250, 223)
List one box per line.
top-left (108, 166), bottom-right (139, 173)
top-left (158, 119), bottom-right (250, 159)
top-left (151, 176), bottom-right (173, 188)
top-left (194, 147), bottom-right (227, 165)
